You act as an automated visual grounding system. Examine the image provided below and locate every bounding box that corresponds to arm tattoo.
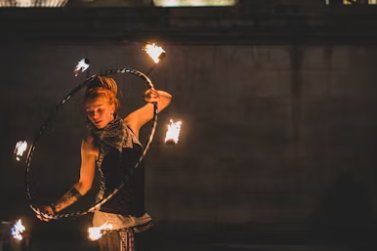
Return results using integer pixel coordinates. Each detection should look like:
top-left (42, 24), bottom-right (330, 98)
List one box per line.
top-left (54, 186), bottom-right (83, 212)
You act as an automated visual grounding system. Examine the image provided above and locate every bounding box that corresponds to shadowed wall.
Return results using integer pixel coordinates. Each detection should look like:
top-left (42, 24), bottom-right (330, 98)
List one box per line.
top-left (1, 44), bottom-right (377, 244)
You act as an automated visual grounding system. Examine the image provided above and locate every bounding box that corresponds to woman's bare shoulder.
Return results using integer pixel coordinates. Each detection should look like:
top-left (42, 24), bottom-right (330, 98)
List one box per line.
top-left (81, 136), bottom-right (98, 156)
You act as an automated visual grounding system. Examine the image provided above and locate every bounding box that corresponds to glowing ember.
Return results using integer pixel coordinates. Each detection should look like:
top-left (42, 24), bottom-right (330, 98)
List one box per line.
top-left (88, 222), bottom-right (113, 241)
top-left (143, 43), bottom-right (166, 64)
top-left (14, 141), bottom-right (28, 161)
top-left (74, 58), bottom-right (90, 76)
top-left (11, 219), bottom-right (25, 241)
top-left (165, 120), bottom-right (182, 144)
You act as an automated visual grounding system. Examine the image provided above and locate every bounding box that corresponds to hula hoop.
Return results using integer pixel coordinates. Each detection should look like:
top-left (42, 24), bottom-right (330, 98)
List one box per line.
top-left (25, 68), bottom-right (158, 220)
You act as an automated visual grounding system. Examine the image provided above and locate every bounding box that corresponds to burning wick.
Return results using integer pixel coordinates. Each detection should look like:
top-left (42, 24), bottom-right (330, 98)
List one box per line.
top-left (165, 120), bottom-right (182, 144)
top-left (74, 58), bottom-right (90, 76)
top-left (88, 222), bottom-right (113, 241)
top-left (14, 141), bottom-right (28, 161)
top-left (143, 43), bottom-right (166, 64)
top-left (11, 219), bottom-right (25, 241)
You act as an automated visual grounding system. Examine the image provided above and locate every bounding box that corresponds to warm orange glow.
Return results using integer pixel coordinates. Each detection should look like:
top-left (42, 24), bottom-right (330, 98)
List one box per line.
top-left (88, 222), bottom-right (113, 241)
top-left (143, 43), bottom-right (165, 64)
top-left (165, 119), bottom-right (182, 144)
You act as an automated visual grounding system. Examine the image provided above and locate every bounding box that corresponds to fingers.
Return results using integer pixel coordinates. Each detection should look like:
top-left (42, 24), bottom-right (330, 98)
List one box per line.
top-left (144, 89), bottom-right (160, 102)
top-left (150, 89), bottom-right (158, 95)
top-left (144, 89), bottom-right (159, 97)
top-left (36, 213), bottom-right (51, 222)
top-left (36, 206), bottom-right (54, 222)
top-left (150, 90), bottom-right (160, 99)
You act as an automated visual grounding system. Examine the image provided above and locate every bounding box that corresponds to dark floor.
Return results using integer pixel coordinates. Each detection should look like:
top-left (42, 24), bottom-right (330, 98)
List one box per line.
top-left (1, 239), bottom-right (372, 251)
top-left (1, 228), bottom-right (375, 251)
top-left (1, 214), bottom-right (376, 251)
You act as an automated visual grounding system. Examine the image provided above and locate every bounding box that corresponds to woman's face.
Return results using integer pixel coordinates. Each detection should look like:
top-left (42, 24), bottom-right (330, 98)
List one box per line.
top-left (86, 97), bottom-right (115, 129)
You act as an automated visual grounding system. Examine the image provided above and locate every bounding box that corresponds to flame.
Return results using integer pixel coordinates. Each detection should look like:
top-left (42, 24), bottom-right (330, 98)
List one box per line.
top-left (14, 141), bottom-right (28, 161)
top-left (88, 222), bottom-right (113, 241)
top-left (143, 43), bottom-right (165, 64)
top-left (165, 120), bottom-right (182, 144)
top-left (11, 219), bottom-right (25, 241)
top-left (74, 58), bottom-right (90, 76)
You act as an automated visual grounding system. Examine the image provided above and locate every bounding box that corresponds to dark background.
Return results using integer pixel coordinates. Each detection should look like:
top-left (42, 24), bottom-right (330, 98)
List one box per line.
top-left (1, 0), bottom-right (377, 250)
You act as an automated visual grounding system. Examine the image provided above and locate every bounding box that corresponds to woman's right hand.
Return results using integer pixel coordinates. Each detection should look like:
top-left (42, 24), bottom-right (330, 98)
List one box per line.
top-left (36, 205), bottom-right (54, 222)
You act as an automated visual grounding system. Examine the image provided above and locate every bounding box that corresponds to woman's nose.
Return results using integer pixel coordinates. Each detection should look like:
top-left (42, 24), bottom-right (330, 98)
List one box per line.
top-left (93, 112), bottom-right (99, 120)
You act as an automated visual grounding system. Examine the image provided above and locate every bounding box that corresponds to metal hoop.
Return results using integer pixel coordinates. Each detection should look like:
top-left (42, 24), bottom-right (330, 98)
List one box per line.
top-left (25, 68), bottom-right (158, 220)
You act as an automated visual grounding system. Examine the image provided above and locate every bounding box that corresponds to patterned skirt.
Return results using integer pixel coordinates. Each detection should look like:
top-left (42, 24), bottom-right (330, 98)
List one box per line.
top-left (98, 221), bottom-right (153, 251)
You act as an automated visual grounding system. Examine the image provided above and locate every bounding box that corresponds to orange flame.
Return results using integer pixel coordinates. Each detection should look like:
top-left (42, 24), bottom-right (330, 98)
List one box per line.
top-left (88, 222), bottom-right (113, 241)
top-left (74, 58), bottom-right (90, 76)
top-left (165, 120), bottom-right (182, 144)
top-left (11, 219), bottom-right (25, 241)
top-left (143, 43), bottom-right (165, 64)
top-left (14, 141), bottom-right (28, 161)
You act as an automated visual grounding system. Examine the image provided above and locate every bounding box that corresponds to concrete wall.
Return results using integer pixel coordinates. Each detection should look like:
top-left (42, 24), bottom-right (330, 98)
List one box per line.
top-left (1, 44), bottom-right (377, 242)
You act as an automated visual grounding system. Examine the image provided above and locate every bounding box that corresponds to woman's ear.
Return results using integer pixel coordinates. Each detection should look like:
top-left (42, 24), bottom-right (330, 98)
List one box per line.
top-left (111, 103), bottom-right (116, 114)
top-left (86, 117), bottom-right (92, 128)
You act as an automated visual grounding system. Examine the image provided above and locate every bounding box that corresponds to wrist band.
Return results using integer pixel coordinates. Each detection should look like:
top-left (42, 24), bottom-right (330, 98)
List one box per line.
top-left (50, 203), bottom-right (57, 214)
top-left (72, 187), bottom-right (83, 199)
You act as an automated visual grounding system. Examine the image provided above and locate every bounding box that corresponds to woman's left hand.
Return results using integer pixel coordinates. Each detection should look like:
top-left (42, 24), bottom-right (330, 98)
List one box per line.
top-left (143, 89), bottom-right (160, 103)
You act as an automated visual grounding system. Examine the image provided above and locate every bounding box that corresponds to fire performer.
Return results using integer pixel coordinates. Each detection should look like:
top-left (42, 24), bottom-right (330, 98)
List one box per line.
top-left (37, 76), bottom-right (172, 251)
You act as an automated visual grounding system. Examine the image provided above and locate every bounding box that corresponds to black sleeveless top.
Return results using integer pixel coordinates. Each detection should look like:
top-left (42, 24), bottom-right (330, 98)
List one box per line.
top-left (99, 143), bottom-right (145, 217)
top-left (90, 118), bottom-right (146, 217)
